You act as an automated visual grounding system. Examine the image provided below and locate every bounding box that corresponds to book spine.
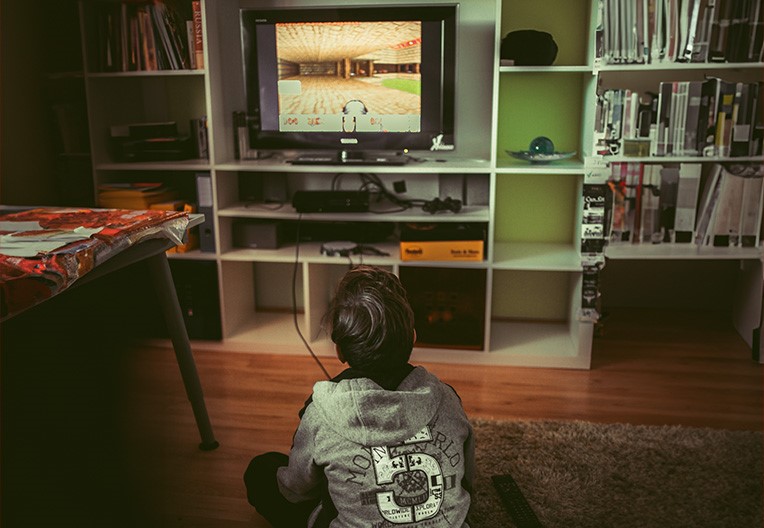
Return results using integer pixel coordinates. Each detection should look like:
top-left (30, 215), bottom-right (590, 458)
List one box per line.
top-left (673, 163), bottom-right (702, 242)
top-left (192, 0), bottom-right (204, 69)
top-left (195, 172), bottom-right (215, 253)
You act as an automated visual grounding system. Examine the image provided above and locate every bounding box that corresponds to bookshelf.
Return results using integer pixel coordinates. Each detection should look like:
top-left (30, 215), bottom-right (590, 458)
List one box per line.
top-left (71, 0), bottom-right (763, 367)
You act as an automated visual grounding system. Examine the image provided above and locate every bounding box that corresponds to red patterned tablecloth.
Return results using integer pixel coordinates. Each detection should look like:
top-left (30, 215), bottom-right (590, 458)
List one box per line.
top-left (0, 208), bottom-right (189, 319)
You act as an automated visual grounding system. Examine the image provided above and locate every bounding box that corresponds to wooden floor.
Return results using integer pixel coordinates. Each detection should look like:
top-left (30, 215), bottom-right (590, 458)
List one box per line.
top-left (2, 307), bottom-right (762, 527)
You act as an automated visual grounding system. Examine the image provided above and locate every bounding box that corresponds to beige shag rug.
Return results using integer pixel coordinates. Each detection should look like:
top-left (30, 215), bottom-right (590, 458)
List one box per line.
top-left (468, 419), bottom-right (763, 528)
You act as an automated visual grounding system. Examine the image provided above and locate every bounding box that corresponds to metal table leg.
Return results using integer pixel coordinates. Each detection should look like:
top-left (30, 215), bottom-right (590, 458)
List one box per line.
top-left (146, 253), bottom-right (219, 450)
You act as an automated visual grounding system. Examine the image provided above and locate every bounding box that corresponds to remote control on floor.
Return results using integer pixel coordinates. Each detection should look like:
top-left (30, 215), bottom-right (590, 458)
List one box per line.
top-left (491, 474), bottom-right (543, 528)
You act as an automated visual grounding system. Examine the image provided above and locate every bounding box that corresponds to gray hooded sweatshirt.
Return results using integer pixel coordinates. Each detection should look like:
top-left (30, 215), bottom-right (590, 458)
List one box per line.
top-left (277, 366), bottom-right (474, 527)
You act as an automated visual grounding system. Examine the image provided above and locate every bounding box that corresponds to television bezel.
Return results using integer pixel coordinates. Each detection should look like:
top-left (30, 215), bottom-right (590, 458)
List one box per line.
top-left (239, 4), bottom-right (458, 153)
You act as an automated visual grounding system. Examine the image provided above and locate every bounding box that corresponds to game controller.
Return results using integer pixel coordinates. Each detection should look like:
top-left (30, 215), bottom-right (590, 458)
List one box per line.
top-left (422, 197), bottom-right (462, 214)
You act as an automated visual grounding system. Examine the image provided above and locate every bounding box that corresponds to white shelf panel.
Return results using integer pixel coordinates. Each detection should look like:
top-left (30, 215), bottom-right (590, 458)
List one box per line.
top-left (499, 64), bottom-right (592, 73)
top-left (217, 204), bottom-right (490, 223)
top-left (596, 62), bottom-right (764, 72)
top-left (605, 243), bottom-right (764, 260)
top-left (495, 159), bottom-right (585, 174)
top-left (215, 157), bottom-right (492, 174)
top-left (96, 159), bottom-right (211, 171)
top-left (221, 242), bottom-right (489, 268)
top-left (493, 242), bottom-right (581, 271)
top-left (87, 70), bottom-right (206, 78)
top-left (603, 155), bottom-right (764, 164)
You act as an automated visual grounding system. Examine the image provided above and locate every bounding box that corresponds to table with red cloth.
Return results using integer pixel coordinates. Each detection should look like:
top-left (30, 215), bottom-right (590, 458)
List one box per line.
top-left (0, 206), bottom-right (218, 449)
top-left (0, 207), bottom-right (190, 319)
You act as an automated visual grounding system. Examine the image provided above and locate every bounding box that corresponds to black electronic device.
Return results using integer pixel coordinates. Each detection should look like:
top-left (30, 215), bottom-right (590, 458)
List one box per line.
top-left (233, 220), bottom-right (286, 249)
top-left (240, 5), bottom-right (457, 153)
top-left (292, 190), bottom-right (370, 213)
top-left (422, 196), bottom-right (462, 213)
top-left (109, 121), bottom-right (192, 162)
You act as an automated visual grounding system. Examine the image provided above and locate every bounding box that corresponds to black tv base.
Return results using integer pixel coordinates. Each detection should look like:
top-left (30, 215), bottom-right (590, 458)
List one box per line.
top-left (290, 150), bottom-right (411, 166)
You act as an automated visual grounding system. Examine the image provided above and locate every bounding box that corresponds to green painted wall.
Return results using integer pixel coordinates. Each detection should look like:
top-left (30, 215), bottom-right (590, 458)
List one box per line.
top-left (496, 73), bottom-right (584, 159)
top-left (494, 174), bottom-right (579, 243)
top-left (492, 270), bottom-right (571, 320)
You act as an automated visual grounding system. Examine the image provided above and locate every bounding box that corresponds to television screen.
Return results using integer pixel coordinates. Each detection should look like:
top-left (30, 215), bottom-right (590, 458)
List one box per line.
top-left (240, 5), bottom-right (457, 154)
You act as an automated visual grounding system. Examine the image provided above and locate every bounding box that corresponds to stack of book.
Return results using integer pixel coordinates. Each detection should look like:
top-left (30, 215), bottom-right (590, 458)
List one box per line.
top-left (97, 182), bottom-right (178, 210)
top-left (606, 162), bottom-right (763, 248)
top-left (96, 0), bottom-right (203, 72)
top-left (596, 0), bottom-right (764, 64)
top-left (593, 78), bottom-right (763, 158)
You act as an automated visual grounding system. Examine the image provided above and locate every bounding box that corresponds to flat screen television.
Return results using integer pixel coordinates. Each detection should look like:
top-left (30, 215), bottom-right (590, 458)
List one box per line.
top-left (240, 4), bottom-right (457, 155)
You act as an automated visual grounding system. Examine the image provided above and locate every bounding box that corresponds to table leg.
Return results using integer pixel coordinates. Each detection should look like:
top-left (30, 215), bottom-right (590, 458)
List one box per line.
top-left (146, 253), bottom-right (219, 450)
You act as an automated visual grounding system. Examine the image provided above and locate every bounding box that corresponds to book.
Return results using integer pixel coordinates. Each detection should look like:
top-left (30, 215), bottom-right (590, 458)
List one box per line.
top-left (683, 81), bottom-right (703, 155)
top-left (731, 82), bottom-right (753, 157)
top-left (673, 163), bottom-right (702, 242)
top-left (195, 172), bottom-right (215, 252)
top-left (691, 0), bottom-right (716, 62)
top-left (654, 82), bottom-right (673, 155)
top-left (192, 0), bottom-right (204, 69)
top-left (713, 80), bottom-right (736, 156)
top-left (658, 164), bottom-right (679, 242)
top-left (709, 0), bottom-right (733, 61)
top-left (739, 168), bottom-right (764, 247)
top-left (608, 163), bottom-right (628, 241)
top-left (629, 162), bottom-right (644, 242)
top-left (707, 167), bottom-right (745, 246)
top-left (190, 116), bottom-right (209, 159)
top-left (186, 20), bottom-right (196, 69)
top-left (697, 77), bottom-right (720, 156)
top-left (639, 164), bottom-right (663, 243)
top-left (694, 163), bottom-right (723, 244)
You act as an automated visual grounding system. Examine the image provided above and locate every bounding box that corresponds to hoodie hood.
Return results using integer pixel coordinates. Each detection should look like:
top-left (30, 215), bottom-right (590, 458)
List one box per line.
top-left (310, 366), bottom-right (443, 446)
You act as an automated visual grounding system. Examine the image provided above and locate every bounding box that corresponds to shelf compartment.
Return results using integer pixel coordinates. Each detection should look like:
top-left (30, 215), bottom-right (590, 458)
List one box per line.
top-left (486, 319), bottom-right (592, 368)
top-left (493, 241), bottom-right (581, 271)
top-left (85, 75), bottom-right (207, 165)
top-left (220, 260), bottom-right (307, 342)
top-left (496, 72), bottom-right (587, 164)
top-left (500, 0), bottom-right (592, 67)
top-left (400, 266), bottom-right (488, 351)
top-left (494, 173), bottom-right (580, 244)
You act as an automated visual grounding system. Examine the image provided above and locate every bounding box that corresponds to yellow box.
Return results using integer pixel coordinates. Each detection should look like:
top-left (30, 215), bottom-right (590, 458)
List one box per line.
top-left (400, 240), bottom-right (484, 261)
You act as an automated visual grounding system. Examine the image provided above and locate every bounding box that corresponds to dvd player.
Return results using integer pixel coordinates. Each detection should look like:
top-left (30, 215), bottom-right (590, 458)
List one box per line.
top-left (290, 151), bottom-right (410, 166)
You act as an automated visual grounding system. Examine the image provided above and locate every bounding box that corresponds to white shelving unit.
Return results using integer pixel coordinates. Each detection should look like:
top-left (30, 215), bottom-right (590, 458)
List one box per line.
top-left (77, 0), bottom-right (764, 368)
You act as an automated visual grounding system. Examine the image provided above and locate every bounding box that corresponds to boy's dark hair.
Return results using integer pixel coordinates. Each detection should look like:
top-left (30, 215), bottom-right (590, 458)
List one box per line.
top-left (325, 265), bottom-right (415, 372)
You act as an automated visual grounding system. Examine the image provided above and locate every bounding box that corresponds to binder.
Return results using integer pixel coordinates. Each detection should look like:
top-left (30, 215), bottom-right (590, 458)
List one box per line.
top-left (195, 172), bottom-right (216, 252)
top-left (673, 163), bottom-right (702, 243)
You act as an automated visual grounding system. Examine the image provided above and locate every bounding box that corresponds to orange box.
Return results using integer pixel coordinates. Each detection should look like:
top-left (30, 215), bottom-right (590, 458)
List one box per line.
top-left (400, 240), bottom-right (484, 261)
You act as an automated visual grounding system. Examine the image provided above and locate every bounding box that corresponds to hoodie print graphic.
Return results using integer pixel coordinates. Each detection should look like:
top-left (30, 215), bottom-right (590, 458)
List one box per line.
top-left (370, 426), bottom-right (444, 523)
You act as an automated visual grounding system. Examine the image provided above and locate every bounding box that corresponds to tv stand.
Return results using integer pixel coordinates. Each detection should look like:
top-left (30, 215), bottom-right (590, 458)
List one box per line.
top-left (290, 150), bottom-right (410, 166)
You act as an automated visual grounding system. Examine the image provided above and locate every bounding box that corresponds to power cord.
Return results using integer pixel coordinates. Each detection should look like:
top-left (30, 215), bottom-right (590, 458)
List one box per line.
top-left (293, 213), bottom-right (331, 380)
top-left (332, 172), bottom-right (461, 214)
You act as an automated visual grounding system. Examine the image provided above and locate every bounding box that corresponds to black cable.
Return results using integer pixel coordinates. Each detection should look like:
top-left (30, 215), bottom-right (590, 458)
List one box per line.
top-left (293, 214), bottom-right (331, 380)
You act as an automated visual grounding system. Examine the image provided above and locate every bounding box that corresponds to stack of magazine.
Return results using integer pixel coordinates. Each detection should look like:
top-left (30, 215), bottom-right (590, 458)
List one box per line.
top-left (593, 79), bottom-right (763, 158)
top-left (595, 0), bottom-right (763, 64)
top-left (605, 162), bottom-right (763, 248)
